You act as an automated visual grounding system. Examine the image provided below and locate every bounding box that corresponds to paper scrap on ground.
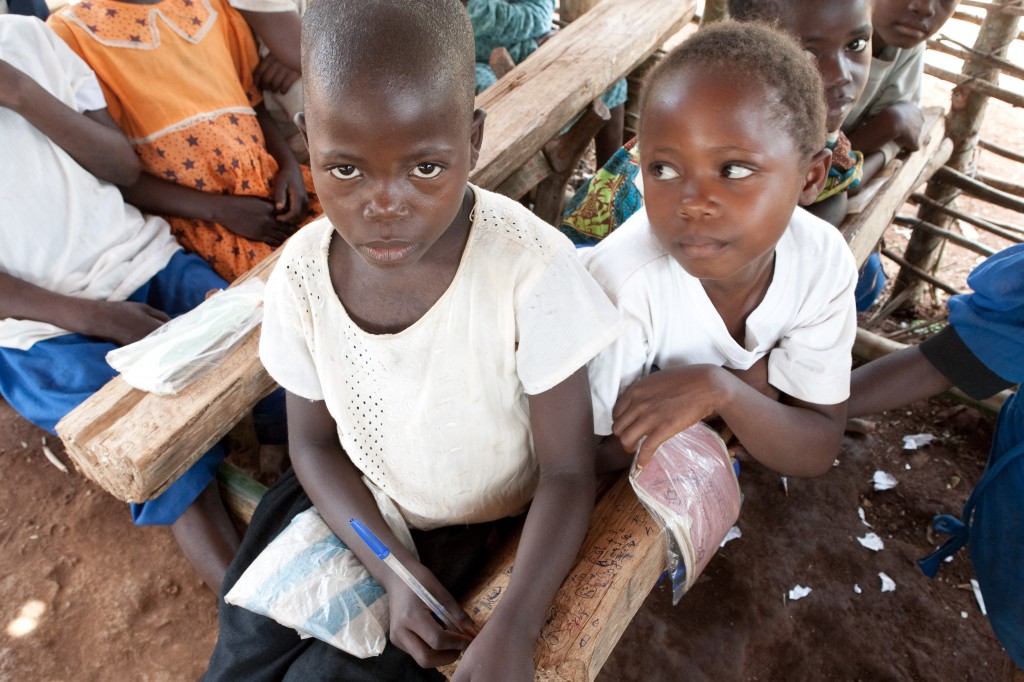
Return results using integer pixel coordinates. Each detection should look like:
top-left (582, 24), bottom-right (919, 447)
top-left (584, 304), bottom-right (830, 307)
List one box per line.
top-left (781, 476), bottom-right (788, 495)
top-left (873, 471), bottom-right (898, 491)
top-left (971, 579), bottom-right (988, 615)
top-left (858, 507), bottom-right (872, 527)
top-left (720, 525), bottom-right (742, 547)
top-left (857, 532), bottom-right (885, 551)
top-left (902, 433), bottom-right (936, 450)
top-left (788, 585), bottom-right (812, 601)
top-left (879, 572), bottom-right (896, 592)
top-left (854, 584), bottom-right (862, 594)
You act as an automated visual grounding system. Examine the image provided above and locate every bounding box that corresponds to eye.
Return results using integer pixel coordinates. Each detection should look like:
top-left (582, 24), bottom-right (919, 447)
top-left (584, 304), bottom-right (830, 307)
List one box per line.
top-left (847, 37), bottom-right (869, 52)
top-left (411, 163), bottom-right (443, 179)
top-left (649, 163), bottom-right (679, 180)
top-left (722, 164), bottom-right (754, 179)
top-left (328, 165), bottom-right (362, 180)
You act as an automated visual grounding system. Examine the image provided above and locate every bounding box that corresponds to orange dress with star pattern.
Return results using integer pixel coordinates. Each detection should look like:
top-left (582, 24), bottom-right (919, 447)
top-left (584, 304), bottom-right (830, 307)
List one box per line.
top-left (48, 0), bottom-right (319, 281)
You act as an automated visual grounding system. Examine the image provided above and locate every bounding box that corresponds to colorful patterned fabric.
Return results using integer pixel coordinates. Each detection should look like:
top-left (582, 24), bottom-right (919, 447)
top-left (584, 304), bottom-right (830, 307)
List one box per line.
top-left (48, 0), bottom-right (319, 281)
top-left (560, 137), bottom-right (642, 245)
top-left (818, 131), bottom-right (864, 202)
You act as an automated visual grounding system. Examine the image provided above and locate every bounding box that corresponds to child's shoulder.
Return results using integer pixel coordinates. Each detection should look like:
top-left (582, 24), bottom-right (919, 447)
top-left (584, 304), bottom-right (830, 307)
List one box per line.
top-left (779, 207), bottom-right (857, 285)
top-left (272, 216), bottom-right (333, 274)
top-left (580, 208), bottom-right (671, 297)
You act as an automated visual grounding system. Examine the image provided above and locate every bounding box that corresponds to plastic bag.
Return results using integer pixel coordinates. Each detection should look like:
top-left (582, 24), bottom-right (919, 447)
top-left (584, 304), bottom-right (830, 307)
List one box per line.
top-left (629, 423), bottom-right (741, 604)
top-left (225, 478), bottom-right (416, 658)
top-left (105, 279), bottom-right (265, 394)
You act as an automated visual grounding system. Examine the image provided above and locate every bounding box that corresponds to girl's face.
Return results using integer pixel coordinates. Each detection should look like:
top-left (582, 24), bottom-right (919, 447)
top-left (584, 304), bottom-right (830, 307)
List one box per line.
top-left (777, 0), bottom-right (873, 131)
top-left (300, 79), bottom-right (483, 270)
top-left (872, 0), bottom-right (959, 50)
top-left (639, 67), bottom-right (826, 289)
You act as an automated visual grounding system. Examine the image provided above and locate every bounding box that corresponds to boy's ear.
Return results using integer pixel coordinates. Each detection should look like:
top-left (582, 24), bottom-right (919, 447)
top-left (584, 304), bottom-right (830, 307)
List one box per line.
top-left (294, 111), bottom-right (308, 147)
top-left (468, 108), bottom-right (487, 171)
top-left (798, 148), bottom-right (832, 205)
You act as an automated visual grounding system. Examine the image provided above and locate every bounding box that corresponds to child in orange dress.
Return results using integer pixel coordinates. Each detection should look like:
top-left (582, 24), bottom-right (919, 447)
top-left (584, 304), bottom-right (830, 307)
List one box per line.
top-left (48, 0), bottom-right (320, 281)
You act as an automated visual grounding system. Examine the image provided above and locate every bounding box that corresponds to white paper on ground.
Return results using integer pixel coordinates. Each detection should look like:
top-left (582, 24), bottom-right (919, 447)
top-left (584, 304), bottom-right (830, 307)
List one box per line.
top-left (873, 471), bottom-right (898, 491)
top-left (857, 532), bottom-right (885, 551)
top-left (879, 572), bottom-right (896, 592)
top-left (788, 585), bottom-right (812, 601)
top-left (902, 433), bottom-right (936, 450)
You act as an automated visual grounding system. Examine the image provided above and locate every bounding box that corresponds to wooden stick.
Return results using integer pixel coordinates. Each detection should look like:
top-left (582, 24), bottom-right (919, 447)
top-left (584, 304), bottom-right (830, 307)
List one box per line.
top-left (893, 215), bottom-right (998, 256)
top-left (853, 328), bottom-right (1010, 415)
top-left (924, 63), bottom-right (1024, 108)
top-left (881, 248), bottom-right (964, 295)
top-left (979, 137), bottom-right (1024, 163)
top-left (952, 8), bottom-right (1024, 39)
top-left (976, 170), bottom-right (1024, 197)
top-left (958, 0), bottom-right (1024, 16)
top-left (934, 165), bottom-right (1024, 212)
top-left (929, 34), bottom-right (1024, 80)
top-left (909, 192), bottom-right (1024, 242)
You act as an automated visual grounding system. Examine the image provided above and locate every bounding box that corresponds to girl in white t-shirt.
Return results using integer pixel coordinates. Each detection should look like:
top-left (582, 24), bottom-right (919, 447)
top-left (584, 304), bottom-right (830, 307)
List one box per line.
top-left (586, 22), bottom-right (858, 478)
top-left (204, 2), bottom-right (622, 681)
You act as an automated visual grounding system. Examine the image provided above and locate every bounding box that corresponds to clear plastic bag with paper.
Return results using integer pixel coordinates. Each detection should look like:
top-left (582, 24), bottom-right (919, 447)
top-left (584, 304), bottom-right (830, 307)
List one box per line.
top-left (629, 422), bottom-right (742, 604)
top-left (224, 479), bottom-right (415, 658)
top-left (105, 279), bottom-right (265, 395)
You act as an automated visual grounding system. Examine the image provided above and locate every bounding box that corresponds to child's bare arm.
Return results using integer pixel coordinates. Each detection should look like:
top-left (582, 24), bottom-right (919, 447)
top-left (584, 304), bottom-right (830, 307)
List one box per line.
top-left (239, 9), bottom-right (302, 73)
top-left (848, 346), bottom-right (952, 418)
top-left (255, 103), bottom-right (309, 225)
top-left (284, 393), bottom-right (475, 669)
top-left (0, 58), bottom-right (138, 186)
top-left (0, 272), bottom-right (169, 346)
top-left (848, 101), bottom-right (925, 155)
top-left (121, 173), bottom-right (296, 246)
top-left (612, 365), bottom-right (846, 477)
top-left (452, 368), bottom-right (596, 682)
top-left (805, 193), bottom-right (849, 227)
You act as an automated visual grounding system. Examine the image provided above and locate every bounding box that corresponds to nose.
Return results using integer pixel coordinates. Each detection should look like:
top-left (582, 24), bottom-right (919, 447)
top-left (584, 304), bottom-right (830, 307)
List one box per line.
top-left (362, 181), bottom-right (410, 222)
top-left (820, 52), bottom-right (852, 90)
top-left (908, 0), bottom-right (936, 17)
top-left (677, 173), bottom-right (718, 219)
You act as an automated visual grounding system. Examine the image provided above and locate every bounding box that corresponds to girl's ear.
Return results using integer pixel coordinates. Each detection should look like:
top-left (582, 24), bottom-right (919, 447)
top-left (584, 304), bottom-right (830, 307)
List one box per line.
top-left (798, 148), bottom-right (832, 205)
top-left (468, 108), bottom-right (487, 171)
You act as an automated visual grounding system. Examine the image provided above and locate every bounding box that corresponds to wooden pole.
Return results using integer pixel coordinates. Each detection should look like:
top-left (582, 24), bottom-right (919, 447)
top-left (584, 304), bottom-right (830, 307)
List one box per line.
top-left (893, 215), bottom-right (998, 256)
top-left (923, 63), bottom-right (1024, 108)
top-left (952, 9), bottom-right (1024, 40)
top-left (979, 137), bottom-right (1024, 163)
top-left (933, 165), bottom-right (1024, 211)
top-left (910, 192), bottom-right (1024, 242)
top-left (893, 1), bottom-right (1022, 307)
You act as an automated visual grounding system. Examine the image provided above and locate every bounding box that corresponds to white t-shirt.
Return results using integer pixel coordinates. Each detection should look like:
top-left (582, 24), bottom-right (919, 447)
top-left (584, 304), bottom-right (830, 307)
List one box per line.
top-left (0, 16), bottom-right (180, 350)
top-left (584, 206), bottom-right (858, 436)
top-left (843, 44), bottom-right (924, 134)
top-left (260, 186), bottom-right (625, 530)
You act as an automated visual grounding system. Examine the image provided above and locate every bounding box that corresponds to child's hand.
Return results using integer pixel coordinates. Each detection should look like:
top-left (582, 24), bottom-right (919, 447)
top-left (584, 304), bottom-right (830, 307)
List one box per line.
top-left (214, 195), bottom-right (297, 246)
top-left (83, 300), bottom-right (170, 346)
top-left (272, 163), bottom-right (309, 225)
top-left (386, 569), bottom-right (477, 668)
top-left (253, 53), bottom-right (300, 95)
top-left (451, 626), bottom-right (534, 681)
top-left (882, 101), bottom-right (926, 152)
top-left (612, 364), bottom-right (726, 469)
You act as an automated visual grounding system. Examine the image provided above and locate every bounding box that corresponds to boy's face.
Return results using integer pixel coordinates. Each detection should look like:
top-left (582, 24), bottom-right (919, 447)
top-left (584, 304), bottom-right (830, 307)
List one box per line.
top-left (300, 78), bottom-right (484, 270)
top-left (777, 0), bottom-right (873, 131)
top-left (872, 0), bottom-right (959, 49)
top-left (639, 68), bottom-right (826, 287)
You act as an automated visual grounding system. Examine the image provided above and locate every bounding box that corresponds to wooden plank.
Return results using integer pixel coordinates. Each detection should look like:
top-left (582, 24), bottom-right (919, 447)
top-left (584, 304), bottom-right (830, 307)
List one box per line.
top-left (55, 0), bottom-right (696, 503)
top-left (441, 474), bottom-right (666, 682)
top-left (840, 108), bottom-right (950, 268)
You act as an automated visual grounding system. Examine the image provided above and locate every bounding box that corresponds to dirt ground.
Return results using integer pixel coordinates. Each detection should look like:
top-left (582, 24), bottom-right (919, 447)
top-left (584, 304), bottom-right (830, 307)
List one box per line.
top-left (2, 12), bottom-right (1023, 682)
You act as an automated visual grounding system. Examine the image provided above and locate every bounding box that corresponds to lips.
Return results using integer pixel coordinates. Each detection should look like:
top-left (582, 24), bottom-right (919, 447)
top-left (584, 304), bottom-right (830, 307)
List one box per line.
top-left (675, 237), bottom-right (727, 259)
top-left (358, 241), bottom-right (418, 264)
top-left (892, 21), bottom-right (929, 41)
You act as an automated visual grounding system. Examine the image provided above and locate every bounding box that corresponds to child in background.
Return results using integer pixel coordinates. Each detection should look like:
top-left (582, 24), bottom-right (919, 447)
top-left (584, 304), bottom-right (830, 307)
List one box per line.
top-left (847, 244), bottom-right (1023, 672)
top-left (0, 15), bottom-right (264, 591)
top-left (1, 0), bottom-right (48, 19)
top-left (585, 22), bottom-right (858, 476)
top-left (47, 0), bottom-right (320, 282)
top-left (204, 1), bottom-right (623, 680)
top-left (467, 0), bottom-right (626, 166)
top-left (229, 0), bottom-right (307, 161)
top-left (843, 0), bottom-right (960, 180)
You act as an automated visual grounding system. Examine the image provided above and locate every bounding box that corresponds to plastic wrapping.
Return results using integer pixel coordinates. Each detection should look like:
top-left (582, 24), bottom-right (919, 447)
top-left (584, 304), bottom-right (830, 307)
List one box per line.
top-left (105, 278), bottom-right (265, 395)
top-left (224, 478), bottom-right (415, 658)
top-left (629, 423), bottom-right (741, 604)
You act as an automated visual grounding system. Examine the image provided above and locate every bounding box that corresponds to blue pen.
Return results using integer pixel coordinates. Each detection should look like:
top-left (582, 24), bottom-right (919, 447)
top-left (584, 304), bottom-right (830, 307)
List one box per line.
top-left (349, 517), bottom-right (466, 633)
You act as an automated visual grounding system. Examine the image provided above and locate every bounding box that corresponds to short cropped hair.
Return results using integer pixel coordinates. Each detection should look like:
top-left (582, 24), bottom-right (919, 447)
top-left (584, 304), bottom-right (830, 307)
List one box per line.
top-left (301, 0), bottom-right (476, 117)
top-left (640, 21), bottom-right (826, 159)
top-left (726, 0), bottom-right (783, 23)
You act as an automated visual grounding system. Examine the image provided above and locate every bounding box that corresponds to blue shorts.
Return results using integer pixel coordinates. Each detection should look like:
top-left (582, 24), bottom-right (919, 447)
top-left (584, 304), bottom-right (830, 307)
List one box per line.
top-left (0, 251), bottom-right (230, 525)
